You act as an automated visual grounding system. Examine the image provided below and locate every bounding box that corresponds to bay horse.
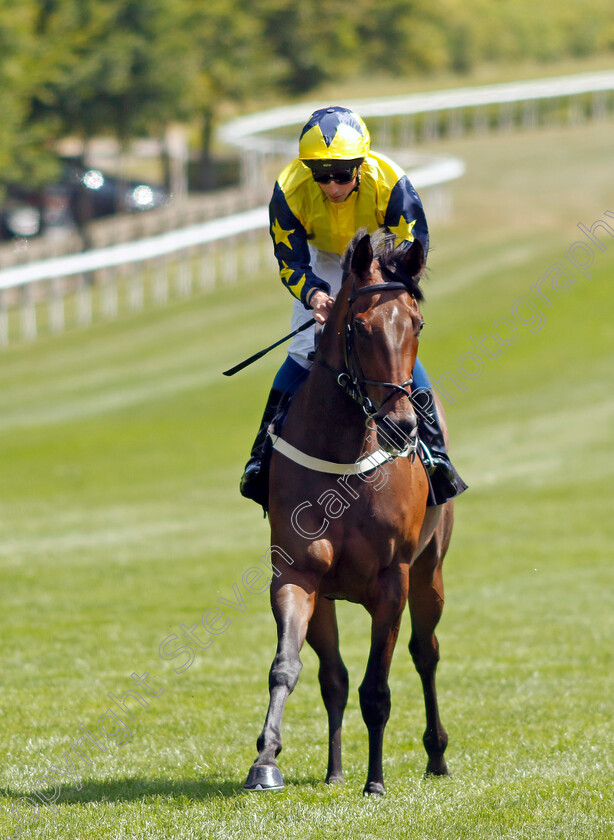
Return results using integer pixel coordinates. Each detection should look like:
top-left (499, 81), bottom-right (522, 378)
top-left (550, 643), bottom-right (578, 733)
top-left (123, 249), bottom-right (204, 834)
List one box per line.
top-left (244, 229), bottom-right (455, 795)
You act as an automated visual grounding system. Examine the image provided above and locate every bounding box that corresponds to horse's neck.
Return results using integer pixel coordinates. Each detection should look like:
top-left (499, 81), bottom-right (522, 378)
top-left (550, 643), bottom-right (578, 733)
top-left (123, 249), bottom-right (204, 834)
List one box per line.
top-left (282, 285), bottom-right (373, 458)
top-left (283, 354), bottom-right (368, 463)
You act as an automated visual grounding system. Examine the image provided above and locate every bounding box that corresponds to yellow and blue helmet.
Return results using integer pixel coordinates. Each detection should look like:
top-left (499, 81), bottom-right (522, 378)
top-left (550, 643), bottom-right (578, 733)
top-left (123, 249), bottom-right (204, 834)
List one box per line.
top-left (298, 106), bottom-right (370, 168)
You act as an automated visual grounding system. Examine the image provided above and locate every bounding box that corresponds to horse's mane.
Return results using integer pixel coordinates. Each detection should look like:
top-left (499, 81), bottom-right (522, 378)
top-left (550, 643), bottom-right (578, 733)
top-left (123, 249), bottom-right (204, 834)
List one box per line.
top-left (341, 227), bottom-right (425, 302)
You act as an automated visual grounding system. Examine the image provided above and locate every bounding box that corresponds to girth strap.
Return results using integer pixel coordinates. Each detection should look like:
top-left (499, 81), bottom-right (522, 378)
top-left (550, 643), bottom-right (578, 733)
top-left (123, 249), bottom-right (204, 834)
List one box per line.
top-left (267, 425), bottom-right (415, 475)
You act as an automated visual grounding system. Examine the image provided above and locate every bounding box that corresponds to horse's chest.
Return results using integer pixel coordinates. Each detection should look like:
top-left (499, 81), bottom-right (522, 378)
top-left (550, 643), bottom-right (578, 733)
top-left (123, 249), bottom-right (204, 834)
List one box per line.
top-left (319, 529), bottom-right (411, 603)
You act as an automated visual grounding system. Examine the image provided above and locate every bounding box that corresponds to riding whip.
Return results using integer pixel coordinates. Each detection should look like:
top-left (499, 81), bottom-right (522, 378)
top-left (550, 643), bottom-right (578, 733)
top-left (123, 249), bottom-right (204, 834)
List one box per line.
top-left (222, 318), bottom-right (316, 376)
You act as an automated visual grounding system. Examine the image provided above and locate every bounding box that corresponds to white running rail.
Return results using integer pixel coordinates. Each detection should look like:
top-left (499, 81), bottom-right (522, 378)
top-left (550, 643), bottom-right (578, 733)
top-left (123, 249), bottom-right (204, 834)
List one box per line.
top-left (220, 70), bottom-right (614, 151)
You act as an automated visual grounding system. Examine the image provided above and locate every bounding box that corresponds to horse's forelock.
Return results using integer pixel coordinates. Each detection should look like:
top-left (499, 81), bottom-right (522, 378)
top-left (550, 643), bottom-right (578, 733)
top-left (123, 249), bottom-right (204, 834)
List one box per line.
top-left (371, 228), bottom-right (397, 258)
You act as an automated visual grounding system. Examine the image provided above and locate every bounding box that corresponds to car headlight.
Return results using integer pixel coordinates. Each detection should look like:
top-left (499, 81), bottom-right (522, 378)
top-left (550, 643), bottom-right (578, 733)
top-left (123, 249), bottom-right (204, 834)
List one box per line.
top-left (82, 169), bottom-right (105, 190)
top-left (130, 185), bottom-right (155, 208)
top-left (6, 207), bottom-right (41, 237)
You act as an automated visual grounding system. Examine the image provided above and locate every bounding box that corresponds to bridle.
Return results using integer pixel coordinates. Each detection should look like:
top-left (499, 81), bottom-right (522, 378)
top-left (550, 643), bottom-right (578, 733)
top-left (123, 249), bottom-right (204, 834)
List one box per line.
top-left (268, 277), bottom-right (424, 474)
top-left (316, 280), bottom-right (421, 424)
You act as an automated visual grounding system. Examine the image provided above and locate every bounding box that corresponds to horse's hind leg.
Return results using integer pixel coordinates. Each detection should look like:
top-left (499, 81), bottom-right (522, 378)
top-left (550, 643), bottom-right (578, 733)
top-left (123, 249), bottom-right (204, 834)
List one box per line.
top-left (306, 596), bottom-right (349, 784)
top-left (244, 581), bottom-right (316, 791)
top-left (408, 523), bottom-right (451, 776)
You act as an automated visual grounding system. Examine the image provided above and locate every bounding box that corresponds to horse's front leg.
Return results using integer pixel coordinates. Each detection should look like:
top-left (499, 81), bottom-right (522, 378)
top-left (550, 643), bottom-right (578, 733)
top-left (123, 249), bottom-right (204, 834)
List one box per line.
top-left (306, 595), bottom-right (349, 784)
top-left (244, 579), bottom-right (316, 791)
top-left (359, 591), bottom-right (406, 796)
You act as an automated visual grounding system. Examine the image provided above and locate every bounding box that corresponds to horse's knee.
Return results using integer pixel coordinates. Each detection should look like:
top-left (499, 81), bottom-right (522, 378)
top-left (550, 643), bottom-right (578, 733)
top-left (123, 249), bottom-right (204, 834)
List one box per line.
top-left (358, 681), bottom-right (391, 729)
top-left (320, 662), bottom-right (349, 710)
top-left (409, 633), bottom-right (440, 675)
top-left (269, 655), bottom-right (302, 693)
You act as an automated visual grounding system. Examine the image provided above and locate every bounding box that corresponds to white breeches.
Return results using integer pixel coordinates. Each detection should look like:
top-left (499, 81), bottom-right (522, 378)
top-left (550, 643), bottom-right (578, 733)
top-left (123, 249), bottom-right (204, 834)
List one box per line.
top-left (287, 247), bottom-right (344, 366)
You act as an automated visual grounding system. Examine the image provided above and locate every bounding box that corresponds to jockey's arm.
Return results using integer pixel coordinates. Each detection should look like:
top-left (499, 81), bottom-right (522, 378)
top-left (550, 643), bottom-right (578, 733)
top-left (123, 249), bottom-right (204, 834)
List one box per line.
top-left (269, 182), bottom-right (330, 308)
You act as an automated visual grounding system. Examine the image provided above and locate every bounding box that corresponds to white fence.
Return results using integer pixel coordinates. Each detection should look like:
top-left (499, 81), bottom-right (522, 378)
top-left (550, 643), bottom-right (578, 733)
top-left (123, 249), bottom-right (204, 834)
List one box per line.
top-left (1, 70), bottom-right (613, 346)
top-left (222, 71), bottom-right (614, 150)
top-left (0, 209), bottom-right (271, 345)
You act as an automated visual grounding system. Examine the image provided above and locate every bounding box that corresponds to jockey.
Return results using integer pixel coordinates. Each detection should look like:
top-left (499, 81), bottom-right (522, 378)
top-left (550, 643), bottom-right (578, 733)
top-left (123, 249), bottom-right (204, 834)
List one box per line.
top-left (240, 106), bottom-right (466, 508)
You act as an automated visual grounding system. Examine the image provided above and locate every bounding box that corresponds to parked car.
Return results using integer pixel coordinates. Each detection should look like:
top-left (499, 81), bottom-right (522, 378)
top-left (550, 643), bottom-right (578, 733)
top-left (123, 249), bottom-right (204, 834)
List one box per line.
top-left (0, 160), bottom-right (169, 240)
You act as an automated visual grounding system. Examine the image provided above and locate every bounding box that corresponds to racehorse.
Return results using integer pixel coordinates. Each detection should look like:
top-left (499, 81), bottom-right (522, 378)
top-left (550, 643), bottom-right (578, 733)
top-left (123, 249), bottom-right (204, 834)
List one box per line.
top-left (244, 229), bottom-right (455, 795)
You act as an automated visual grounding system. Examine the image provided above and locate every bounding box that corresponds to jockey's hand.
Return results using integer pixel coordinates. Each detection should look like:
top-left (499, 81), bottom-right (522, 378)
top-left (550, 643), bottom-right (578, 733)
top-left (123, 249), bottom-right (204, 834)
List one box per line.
top-left (309, 290), bottom-right (335, 324)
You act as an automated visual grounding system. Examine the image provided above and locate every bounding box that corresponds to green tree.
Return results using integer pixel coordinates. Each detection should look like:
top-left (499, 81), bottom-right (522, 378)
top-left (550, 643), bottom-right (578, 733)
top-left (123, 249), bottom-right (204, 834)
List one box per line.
top-left (0, 0), bottom-right (60, 194)
top-left (31, 0), bottom-right (196, 143)
top-left (254, 0), bottom-right (360, 95)
top-left (24, 0), bottom-right (200, 236)
top-left (182, 0), bottom-right (273, 188)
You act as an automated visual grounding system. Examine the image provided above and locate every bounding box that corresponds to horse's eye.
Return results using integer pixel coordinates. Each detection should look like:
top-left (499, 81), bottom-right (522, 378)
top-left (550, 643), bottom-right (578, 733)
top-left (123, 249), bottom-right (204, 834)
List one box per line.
top-left (418, 320), bottom-right (425, 334)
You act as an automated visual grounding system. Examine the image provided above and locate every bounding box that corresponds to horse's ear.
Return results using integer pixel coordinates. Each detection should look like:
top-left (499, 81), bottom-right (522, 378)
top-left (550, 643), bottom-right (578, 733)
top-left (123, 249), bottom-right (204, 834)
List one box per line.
top-left (351, 232), bottom-right (373, 279)
top-left (402, 239), bottom-right (425, 280)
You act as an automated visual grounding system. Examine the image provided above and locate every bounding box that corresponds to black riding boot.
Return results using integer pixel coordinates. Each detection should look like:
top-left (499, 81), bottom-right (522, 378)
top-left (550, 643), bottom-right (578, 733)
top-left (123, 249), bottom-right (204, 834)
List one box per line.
top-left (239, 388), bottom-right (287, 509)
top-left (412, 388), bottom-right (468, 506)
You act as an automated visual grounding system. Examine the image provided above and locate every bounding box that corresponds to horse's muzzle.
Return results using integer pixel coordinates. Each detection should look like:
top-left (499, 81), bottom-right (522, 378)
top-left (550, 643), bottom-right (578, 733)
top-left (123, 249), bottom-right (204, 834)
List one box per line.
top-left (375, 414), bottom-right (417, 455)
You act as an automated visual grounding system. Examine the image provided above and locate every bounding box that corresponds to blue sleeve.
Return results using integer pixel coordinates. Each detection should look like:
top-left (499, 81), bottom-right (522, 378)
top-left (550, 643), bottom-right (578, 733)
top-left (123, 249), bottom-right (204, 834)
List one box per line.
top-left (269, 182), bottom-right (330, 308)
top-left (384, 176), bottom-right (429, 259)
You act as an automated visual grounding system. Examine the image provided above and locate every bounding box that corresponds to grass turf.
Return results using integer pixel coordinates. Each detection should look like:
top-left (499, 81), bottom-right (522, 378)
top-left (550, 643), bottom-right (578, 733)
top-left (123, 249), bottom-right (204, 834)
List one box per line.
top-left (1, 120), bottom-right (613, 839)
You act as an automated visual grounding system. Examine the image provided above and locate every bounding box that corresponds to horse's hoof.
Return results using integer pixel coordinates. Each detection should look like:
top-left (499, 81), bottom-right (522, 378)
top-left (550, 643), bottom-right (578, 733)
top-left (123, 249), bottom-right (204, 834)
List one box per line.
top-left (425, 757), bottom-right (449, 777)
top-left (243, 764), bottom-right (285, 791)
top-left (325, 773), bottom-right (345, 785)
top-left (363, 781), bottom-right (386, 796)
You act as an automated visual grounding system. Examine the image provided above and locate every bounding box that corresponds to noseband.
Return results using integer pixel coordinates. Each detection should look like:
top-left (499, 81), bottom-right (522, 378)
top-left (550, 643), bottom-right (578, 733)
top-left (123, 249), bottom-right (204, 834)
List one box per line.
top-left (319, 280), bottom-right (416, 423)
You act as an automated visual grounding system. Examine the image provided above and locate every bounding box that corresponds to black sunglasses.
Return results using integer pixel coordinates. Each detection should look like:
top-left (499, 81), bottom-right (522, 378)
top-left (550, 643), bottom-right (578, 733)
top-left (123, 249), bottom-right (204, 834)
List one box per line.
top-left (311, 166), bottom-right (358, 185)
